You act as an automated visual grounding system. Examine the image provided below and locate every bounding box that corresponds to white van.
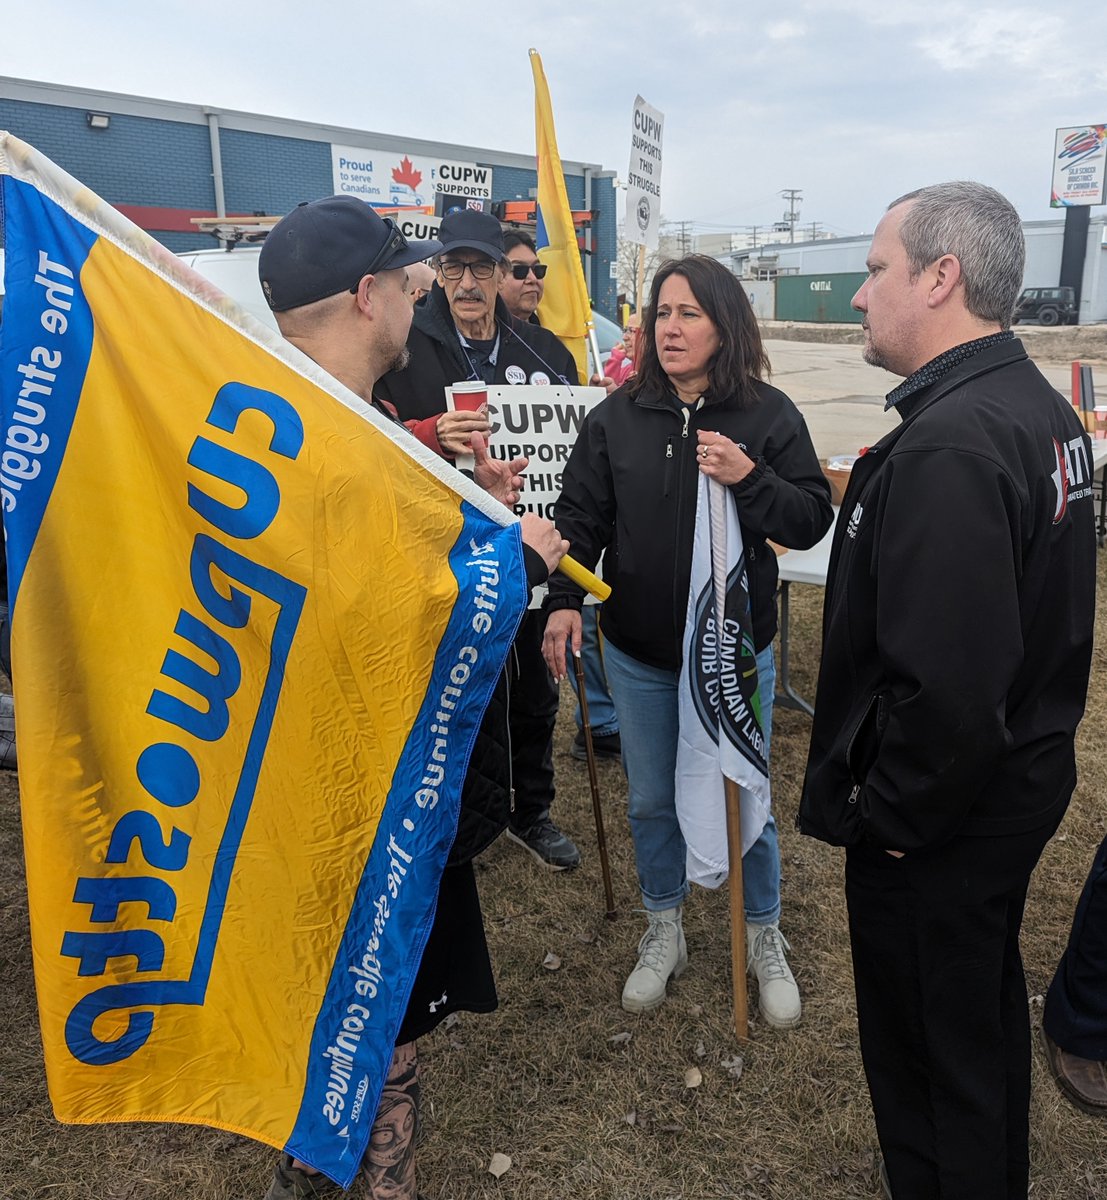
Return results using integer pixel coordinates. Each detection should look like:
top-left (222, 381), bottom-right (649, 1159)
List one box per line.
top-left (176, 242), bottom-right (623, 358)
top-left (175, 245), bottom-right (278, 332)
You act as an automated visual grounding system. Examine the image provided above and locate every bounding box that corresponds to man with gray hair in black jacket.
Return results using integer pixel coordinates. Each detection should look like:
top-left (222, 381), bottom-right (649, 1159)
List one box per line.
top-left (799, 181), bottom-right (1096, 1199)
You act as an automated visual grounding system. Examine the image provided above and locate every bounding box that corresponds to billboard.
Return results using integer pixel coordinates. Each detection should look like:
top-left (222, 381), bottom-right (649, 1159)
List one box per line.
top-left (1051, 125), bottom-right (1107, 207)
top-left (331, 145), bottom-right (492, 207)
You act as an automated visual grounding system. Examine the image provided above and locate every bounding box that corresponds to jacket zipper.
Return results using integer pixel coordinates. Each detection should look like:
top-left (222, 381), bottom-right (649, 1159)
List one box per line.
top-left (673, 405), bottom-right (694, 631)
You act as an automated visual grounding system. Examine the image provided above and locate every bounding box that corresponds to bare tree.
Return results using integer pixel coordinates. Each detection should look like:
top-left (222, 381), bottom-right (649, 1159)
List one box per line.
top-left (616, 218), bottom-right (673, 312)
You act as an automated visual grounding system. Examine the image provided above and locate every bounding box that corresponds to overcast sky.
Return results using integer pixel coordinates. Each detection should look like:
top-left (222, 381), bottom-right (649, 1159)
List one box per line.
top-left (3, 1), bottom-right (1106, 240)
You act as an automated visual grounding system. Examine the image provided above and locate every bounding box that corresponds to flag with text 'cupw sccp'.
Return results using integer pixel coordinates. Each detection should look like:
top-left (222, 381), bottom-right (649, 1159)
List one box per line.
top-left (0, 132), bottom-right (526, 1188)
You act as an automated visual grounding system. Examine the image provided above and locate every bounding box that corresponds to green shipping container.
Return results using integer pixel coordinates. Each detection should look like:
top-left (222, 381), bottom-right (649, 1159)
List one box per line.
top-left (774, 272), bottom-right (867, 323)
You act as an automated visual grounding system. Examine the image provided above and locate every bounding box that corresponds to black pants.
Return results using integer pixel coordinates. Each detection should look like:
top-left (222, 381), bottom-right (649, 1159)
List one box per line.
top-left (507, 609), bottom-right (558, 834)
top-left (845, 822), bottom-right (1058, 1200)
top-left (1044, 829), bottom-right (1107, 1061)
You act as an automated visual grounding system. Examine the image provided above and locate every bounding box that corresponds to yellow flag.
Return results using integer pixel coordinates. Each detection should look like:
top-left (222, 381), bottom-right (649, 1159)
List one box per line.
top-left (0, 132), bottom-right (525, 1187)
top-left (530, 48), bottom-right (593, 381)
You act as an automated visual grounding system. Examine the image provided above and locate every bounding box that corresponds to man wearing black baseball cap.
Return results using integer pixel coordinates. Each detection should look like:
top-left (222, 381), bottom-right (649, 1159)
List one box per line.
top-left (376, 209), bottom-right (578, 457)
top-left (260, 195), bottom-right (440, 310)
top-left (376, 209), bottom-right (582, 874)
top-left (253, 196), bottom-right (568, 1200)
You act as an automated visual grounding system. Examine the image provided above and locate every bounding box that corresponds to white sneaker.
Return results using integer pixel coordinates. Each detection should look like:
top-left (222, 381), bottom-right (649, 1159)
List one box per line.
top-left (621, 907), bottom-right (688, 1014)
top-left (747, 922), bottom-right (801, 1028)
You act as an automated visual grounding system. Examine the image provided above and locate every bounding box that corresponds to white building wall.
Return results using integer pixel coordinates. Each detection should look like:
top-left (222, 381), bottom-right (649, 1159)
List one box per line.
top-left (738, 280), bottom-right (776, 322)
top-left (724, 218), bottom-right (1107, 324)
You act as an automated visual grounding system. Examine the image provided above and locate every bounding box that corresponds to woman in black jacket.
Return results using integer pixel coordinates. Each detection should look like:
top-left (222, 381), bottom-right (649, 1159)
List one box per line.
top-left (543, 256), bottom-right (831, 1022)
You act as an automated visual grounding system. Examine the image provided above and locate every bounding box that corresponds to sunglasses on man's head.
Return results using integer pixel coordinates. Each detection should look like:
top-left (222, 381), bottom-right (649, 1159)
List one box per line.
top-left (348, 218), bottom-right (408, 293)
top-left (509, 262), bottom-right (548, 280)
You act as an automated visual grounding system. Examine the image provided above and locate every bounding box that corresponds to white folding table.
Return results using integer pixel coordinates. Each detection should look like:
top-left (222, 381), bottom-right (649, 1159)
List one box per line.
top-left (774, 508), bottom-right (838, 717)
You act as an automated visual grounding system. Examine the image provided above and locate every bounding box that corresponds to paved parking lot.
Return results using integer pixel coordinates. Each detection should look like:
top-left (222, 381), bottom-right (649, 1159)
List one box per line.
top-left (767, 338), bottom-right (1079, 458)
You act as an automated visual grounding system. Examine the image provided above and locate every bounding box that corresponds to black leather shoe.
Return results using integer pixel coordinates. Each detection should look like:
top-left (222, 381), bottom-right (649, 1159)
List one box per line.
top-left (571, 730), bottom-right (621, 762)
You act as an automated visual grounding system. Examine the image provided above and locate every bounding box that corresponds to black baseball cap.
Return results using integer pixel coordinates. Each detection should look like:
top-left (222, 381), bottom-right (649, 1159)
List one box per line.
top-left (259, 196), bottom-right (442, 312)
top-left (437, 209), bottom-right (505, 262)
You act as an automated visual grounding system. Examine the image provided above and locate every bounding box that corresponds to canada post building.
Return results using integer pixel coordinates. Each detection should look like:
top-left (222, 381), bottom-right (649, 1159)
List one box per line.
top-left (0, 76), bottom-right (619, 318)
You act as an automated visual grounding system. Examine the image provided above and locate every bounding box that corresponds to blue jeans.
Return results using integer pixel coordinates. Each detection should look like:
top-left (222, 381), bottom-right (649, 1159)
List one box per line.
top-left (603, 639), bottom-right (781, 923)
top-left (569, 606), bottom-right (619, 737)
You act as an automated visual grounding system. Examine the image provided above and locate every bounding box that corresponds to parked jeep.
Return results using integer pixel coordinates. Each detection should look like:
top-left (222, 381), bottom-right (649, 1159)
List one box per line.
top-left (1014, 286), bottom-right (1078, 327)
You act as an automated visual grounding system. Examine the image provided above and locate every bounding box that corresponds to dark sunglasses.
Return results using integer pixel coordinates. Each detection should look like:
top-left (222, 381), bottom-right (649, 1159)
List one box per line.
top-left (349, 219), bottom-right (408, 293)
top-left (509, 262), bottom-right (548, 281)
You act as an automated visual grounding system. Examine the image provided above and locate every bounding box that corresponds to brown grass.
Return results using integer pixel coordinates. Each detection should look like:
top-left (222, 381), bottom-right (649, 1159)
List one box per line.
top-left (2, 556), bottom-right (1106, 1199)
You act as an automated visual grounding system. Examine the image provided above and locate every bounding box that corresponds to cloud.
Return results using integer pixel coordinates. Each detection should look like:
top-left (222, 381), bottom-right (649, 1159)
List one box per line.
top-left (2, 0), bottom-right (1106, 240)
top-left (765, 20), bottom-right (807, 40)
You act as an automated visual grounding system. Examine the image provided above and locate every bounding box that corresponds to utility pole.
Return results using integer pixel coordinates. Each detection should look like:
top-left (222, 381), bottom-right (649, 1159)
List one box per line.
top-left (674, 220), bottom-right (693, 255)
top-left (746, 224), bottom-right (762, 250)
top-left (780, 189), bottom-right (802, 244)
top-left (807, 221), bottom-right (822, 242)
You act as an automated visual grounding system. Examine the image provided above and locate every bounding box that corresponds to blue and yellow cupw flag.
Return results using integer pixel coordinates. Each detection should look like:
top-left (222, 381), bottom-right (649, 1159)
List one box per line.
top-left (0, 133), bottom-right (526, 1186)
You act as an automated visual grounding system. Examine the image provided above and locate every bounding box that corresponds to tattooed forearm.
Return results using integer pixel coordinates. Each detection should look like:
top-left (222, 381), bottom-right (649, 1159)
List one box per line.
top-left (361, 1040), bottom-right (420, 1199)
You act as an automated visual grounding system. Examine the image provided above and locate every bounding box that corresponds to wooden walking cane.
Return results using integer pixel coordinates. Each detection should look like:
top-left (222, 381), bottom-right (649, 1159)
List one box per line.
top-left (573, 651), bottom-right (617, 920)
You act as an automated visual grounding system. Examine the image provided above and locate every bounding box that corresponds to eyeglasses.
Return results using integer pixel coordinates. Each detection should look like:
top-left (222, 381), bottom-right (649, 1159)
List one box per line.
top-left (508, 262), bottom-right (548, 281)
top-left (438, 258), bottom-right (498, 281)
top-left (349, 218), bottom-right (408, 293)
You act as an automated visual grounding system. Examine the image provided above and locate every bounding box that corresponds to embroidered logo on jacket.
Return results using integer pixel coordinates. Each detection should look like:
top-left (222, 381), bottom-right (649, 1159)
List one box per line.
top-left (846, 502), bottom-right (864, 539)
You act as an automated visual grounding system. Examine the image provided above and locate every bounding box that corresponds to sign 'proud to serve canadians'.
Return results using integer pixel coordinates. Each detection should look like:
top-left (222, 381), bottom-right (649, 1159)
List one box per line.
top-left (625, 96), bottom-right (664, 250)
top-left (331, 144), bottom-right (492, 207)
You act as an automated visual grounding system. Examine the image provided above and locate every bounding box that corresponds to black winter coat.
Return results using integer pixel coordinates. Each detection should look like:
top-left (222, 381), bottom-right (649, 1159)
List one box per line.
top-left (377, 284), bottom-right (579, 456)
top-left (362, 396), bottom-right (547, 864)
top-left (547, 379), bottom-right (833, 670)
top-left (798, 339), bottom-right (1097, 852)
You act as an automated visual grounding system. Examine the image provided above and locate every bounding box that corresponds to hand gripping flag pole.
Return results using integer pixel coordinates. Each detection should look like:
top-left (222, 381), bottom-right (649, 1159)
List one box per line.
top-left (708, 478), bottom-right (750, 1042)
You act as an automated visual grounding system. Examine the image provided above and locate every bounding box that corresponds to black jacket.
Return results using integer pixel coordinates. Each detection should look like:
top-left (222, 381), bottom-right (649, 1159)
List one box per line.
top-left (377, 284), bottom-right (579, 456)
top-left (364, 396), bottom-right (547, 864)
top-left (798, 339), bottom-right (1096, 852)
top-left (546, 378), bottom-right (833, 669)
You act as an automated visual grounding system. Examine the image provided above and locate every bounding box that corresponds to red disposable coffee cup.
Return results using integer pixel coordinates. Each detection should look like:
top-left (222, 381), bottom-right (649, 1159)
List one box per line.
top-left (450, 381), bottom-right (488, 412)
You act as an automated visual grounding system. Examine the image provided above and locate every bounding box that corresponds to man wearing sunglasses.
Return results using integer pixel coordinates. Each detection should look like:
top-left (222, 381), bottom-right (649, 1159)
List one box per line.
top-left (500, 229), bottom-right (547, 323)
top-left (378, 210), bottom-right (581, 873)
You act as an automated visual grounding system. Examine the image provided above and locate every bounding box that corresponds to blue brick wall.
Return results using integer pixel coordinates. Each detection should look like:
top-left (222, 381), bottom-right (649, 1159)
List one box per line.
top-left (0, 98), bottom-right (214, 208)
top-left (0, 95), bottom-right (617, 304)
top-left (490, 163), bottom-right (535, 203)
top-left (592, 176), bottom-right (617, 320)
top-left (219, 128), bottom-right (333, 216)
